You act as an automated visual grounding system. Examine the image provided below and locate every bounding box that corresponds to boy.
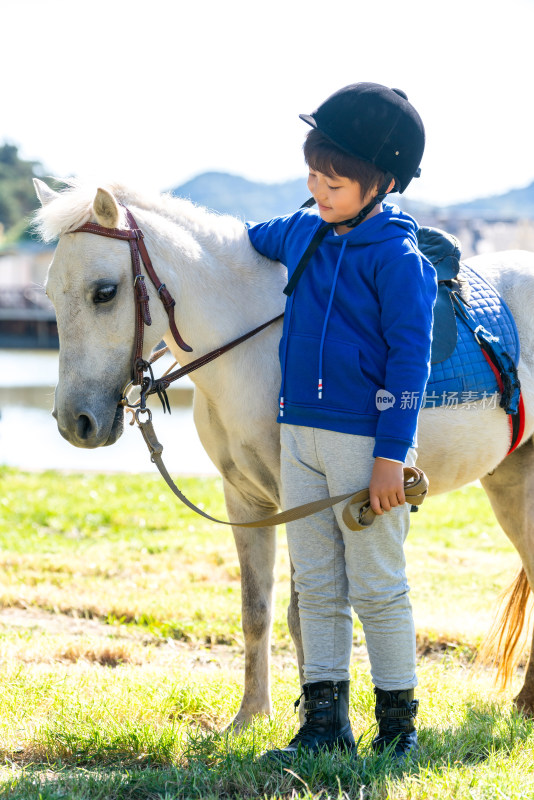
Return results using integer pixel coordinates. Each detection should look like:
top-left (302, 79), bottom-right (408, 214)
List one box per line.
top-left (246, 83), bottom-right (437, 761)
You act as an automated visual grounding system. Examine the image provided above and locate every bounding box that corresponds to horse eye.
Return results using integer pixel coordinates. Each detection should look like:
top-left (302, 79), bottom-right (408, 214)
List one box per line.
top-left (93, 285), bottom-right (117, 304)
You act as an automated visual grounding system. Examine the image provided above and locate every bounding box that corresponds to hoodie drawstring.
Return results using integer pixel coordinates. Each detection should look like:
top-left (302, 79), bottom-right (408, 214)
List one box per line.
top-left (318, 239), bottom-right (347, 400)
top-left (278, 293), bottom-right (295, 417)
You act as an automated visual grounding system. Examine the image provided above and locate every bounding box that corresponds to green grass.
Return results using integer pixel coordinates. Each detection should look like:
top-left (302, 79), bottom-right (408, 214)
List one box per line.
top-left (0, 466), bottom-right (533, 798)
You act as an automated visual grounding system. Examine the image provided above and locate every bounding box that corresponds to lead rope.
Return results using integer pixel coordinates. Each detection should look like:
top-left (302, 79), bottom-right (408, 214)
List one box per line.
top-left (134, 410), bottom-right (428, 530)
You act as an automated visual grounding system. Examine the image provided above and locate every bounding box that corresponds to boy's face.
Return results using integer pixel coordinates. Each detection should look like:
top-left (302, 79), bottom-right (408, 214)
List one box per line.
top-left (307, 169), bottom-right (377, 231)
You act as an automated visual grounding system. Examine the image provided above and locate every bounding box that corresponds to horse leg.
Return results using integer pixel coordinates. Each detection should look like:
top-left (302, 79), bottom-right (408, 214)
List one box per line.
top-left (480, 437), bottom-right (534, 716)
top-left (288, 560), bottom-right (306, 721)
top-left (222, 481), bottom-right (277, 730)
top-left (516, 627), bottom-right (534, 714)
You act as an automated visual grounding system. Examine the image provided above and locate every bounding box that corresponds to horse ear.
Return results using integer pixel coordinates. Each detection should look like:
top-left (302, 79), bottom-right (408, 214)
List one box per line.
top-left (93, 187), bottom-right (120, 229)
top-left (33, 178), bottom-right (59, 206)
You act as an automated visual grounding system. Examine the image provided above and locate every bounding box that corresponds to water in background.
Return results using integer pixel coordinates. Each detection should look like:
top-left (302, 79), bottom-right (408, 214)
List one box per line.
top-left (0, 349), bottom-right (217, 475)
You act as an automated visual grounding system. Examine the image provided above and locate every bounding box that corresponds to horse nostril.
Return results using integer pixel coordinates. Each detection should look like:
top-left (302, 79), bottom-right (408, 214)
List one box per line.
top-left (76, 413), bottom-right (96, 441)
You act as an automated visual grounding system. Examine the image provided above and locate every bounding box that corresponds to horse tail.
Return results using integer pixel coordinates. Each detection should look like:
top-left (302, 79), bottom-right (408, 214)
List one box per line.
top-left (476, 567), bottom-right (532, 689)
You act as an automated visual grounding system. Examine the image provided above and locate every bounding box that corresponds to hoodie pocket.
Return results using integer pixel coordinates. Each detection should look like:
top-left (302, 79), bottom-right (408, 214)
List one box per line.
top-left (284, 334), bottom-right (379, 414)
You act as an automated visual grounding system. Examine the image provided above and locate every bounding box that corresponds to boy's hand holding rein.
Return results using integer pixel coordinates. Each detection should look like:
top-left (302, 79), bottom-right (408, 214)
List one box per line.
top-left (369, 457), bottom-right (406, 515)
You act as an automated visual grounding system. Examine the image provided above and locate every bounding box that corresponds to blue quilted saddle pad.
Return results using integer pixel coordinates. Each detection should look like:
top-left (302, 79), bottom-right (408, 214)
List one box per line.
top-left (423, 262), bottom-right (520, 408)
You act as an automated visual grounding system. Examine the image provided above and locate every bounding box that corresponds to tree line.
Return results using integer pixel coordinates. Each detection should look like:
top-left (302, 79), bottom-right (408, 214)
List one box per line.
top-left (0, 143), bottom-right (45, 244)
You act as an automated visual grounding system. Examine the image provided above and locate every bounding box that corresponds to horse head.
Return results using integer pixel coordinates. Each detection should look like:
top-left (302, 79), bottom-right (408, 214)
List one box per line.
top-left (34, 180), bottom-right (169, 448)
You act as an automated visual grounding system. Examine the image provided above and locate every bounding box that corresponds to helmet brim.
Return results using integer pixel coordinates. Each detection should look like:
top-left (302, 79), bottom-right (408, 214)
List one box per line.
top-left (299, 113), bottom-right (317, 128)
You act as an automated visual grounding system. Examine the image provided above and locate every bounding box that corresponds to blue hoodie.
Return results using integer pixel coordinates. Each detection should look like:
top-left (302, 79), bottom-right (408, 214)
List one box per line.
top-left (247, 203), bottom-right (437, 462)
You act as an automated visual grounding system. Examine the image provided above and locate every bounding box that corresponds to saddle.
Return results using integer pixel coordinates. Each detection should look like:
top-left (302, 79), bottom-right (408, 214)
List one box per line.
top-left (417, 226), bottom-right (523, 451)
top-left (417, 226), bottom-right (465, 364)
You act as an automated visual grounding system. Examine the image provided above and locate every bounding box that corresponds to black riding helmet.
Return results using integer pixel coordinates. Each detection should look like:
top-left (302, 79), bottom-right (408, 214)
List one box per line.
top-left (284, 84), bottom-right (426, 296)
top-left (299, 82), bottom-right (425, 194)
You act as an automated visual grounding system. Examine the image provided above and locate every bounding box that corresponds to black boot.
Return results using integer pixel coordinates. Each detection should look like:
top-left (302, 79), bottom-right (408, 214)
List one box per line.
top-left (264, 680), bottom-right (356, 763)
top-left (372, 687), bottom-right (418, 761)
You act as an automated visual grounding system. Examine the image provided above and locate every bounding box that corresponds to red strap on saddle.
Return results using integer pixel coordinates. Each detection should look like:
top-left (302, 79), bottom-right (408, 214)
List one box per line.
top-left (481, 350), bottom-right (525, 454)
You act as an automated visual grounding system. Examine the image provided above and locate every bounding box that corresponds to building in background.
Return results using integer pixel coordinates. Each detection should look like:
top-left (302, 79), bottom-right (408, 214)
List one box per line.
top-left (0, 242), bottom-right (57, 348)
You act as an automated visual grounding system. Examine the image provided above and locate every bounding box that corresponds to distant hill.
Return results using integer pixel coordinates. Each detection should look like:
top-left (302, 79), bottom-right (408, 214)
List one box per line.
top-left (170, 171), bottom-right (309, 221)
top-left (444, 181), bottom-right (534, 219)
top-left (170, 171), bottom-right (534, 222)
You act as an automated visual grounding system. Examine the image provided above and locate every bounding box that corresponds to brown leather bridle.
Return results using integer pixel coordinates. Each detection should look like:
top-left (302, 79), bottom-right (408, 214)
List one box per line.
top-left (74, 207), bottom-right (193, 388)
top-left (72, 206), bottom-right (283, 412)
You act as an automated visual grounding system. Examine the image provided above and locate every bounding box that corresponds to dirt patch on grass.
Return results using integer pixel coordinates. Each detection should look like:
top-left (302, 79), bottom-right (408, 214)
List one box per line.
top-left (0, 606), bottom-right (493, 672)
top-left (0, 606), bottom-right (118, 637)
top-left (0, 606), bottom-right (286, 671)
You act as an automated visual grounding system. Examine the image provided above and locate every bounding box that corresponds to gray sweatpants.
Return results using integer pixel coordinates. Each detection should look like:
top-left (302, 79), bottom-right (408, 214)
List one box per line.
top-left (281, 424), bottom-right (417, 691)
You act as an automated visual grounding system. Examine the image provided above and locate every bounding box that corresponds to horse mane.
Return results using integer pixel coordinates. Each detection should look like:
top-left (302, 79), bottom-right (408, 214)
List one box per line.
top-left (34, 180), bottom-right (254, 259)
top-left (34, 179), bottom-right (283, 300)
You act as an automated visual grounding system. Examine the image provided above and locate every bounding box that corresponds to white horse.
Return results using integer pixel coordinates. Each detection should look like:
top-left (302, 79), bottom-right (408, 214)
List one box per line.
top-left (34, 179), bottom-right (534, 728)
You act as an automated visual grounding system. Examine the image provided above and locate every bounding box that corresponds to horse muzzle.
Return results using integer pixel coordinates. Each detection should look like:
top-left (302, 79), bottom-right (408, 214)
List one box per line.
top-left (55, 396), bottom-right (124, 448)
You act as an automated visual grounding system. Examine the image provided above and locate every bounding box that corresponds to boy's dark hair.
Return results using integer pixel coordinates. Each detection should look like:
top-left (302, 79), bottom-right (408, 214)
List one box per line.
top-left (303, 128), bottom-right (387, 197)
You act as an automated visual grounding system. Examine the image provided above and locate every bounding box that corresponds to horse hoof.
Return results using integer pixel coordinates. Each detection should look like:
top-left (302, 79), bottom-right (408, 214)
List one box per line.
top-left (513, 690), bottom-right (534, 718)
top-left (222, 708), bottom-right (270, 735)
top-left (222, 716), bottom-right (250, 735)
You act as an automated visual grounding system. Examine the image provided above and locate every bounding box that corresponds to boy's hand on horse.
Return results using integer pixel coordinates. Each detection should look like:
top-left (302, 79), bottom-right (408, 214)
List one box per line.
top-left (369, 458), bottom-right (406, 515)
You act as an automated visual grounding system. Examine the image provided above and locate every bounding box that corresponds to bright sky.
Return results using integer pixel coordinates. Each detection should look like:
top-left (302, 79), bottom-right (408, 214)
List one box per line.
top-left (2, 0), bottom-right (534, 206)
